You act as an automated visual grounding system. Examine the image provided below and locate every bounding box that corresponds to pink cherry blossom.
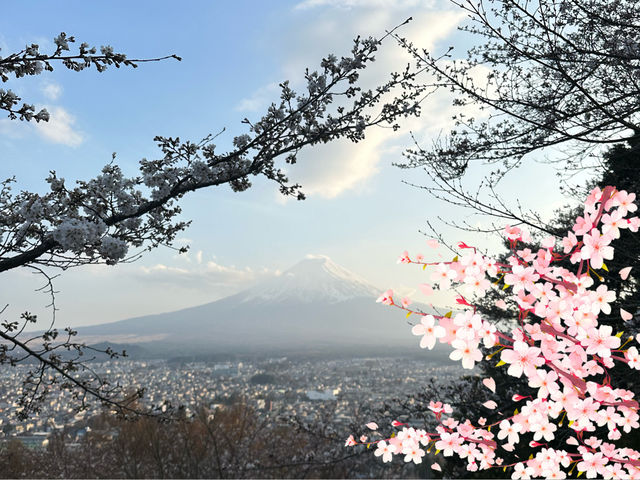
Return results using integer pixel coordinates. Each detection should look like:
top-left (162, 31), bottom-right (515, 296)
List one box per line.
top-left (480, 321), bottom-right (498, 347)
top-left (585, 187), bottom-right (603, 210)
top-left (596, 407), bottom-right (622, 431)
top-left (431, 263), bottom-right (457, 289)
top-left (531, 281), bottom-right (557, 305)
top-left (566, 398), bottom-right (600, 429)
top-left (531, 420), bottom-right (557, 442)
top-left (450, 339), bottom-right (483, 369)
top-left (603, 462), bottom-right (627, 479)
top-left (374, 441), bottom-right (396, 463)
top-left (442, 417), bottom-right (458, 429)
top-left (621, 410), bottom-right (640, 433)
top-left (426, 401), bottom-right (443, 415)
top-left (541, 236), bottom-right (555, 249)
top-left (528, 369), bottom-right (560, 398)
top-left (419, 283), bottom-right (434, 296)
top-left (573, 213), bottom-right (595, 235)
top-left (453, 311), bottom-right (483, 340)
top-left (504, 225), bottom-right (522, 240)
top-left (581, 228), bottom-right (614, 269)
top-left (601, 209), bottom-right (626, 239)
top-left (464, 274), bottom-right (491, 296)
top-left (376, 289), bottom-right (393, 305)
top-left (583, 325), bottom-right (621, 358)
top-left (416, 430), bottom-right (431, 446)
top-left (411, 315), bottom-right (446, 350)
top-left (397, 251), bottom-right (411, 264)
top-left (590, 284), bottom-right (616, 315)
top-left (611, 190), bottom-right (637, 216)
top-left (626, 346), bottom-right (640, 369)
top-left (577, 452), bottom-right (609, 479)
top-left (435, 432), bottom-right (463, 456)
top-left (402, 442), bottom-right (425, 464)
top-left (511, 462), bottom-right (530, 479)
top-left (501, 341), bottom-right (544, 378)
top-left (498, 420), bottom-right (522, 445)
top-left (562, 231), bottom-right (578, 253)
top-left (504, 265), bottom-right (540, 293)
top-left (517, 247), bottom-right (535, 262)
top-left (438, 316), bottom-right (460, 344)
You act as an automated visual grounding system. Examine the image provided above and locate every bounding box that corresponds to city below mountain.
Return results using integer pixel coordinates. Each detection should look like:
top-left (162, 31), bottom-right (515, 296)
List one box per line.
top-left (74, 255), bottom-right (449, 358)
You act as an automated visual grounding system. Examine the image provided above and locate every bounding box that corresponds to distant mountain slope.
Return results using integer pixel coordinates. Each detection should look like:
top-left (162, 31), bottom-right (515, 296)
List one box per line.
top-left (75, 255), bottom-right (448, 356)
top-left (236, 255), bottom-right (380, 304)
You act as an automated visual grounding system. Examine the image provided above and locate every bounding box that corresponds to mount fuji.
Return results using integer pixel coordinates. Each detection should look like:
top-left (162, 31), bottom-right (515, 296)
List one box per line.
top-left (75, 255), bottom-right (443, 355)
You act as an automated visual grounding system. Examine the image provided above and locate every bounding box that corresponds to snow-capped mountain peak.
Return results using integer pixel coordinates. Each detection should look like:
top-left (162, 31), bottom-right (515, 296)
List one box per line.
top-left (237, 254), bottom-right (380, 304)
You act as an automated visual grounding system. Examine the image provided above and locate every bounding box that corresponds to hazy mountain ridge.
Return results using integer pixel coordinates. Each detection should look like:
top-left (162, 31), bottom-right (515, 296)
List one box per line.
top-left (74, 256), bottom-right (448, 357)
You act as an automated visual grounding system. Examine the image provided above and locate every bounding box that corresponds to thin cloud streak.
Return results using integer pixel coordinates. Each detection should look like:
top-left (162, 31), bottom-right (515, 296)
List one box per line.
top-left (34, 106), bottom-right (84, 146)
top-left (136, 259), bottom-right (281, 292)
top-left (235, 82), bottom-right (280, 112)
top-left (42, 82), bottom-right (63, 101)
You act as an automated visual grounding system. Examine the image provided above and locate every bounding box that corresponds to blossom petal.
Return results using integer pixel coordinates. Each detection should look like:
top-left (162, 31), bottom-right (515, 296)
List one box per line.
top-left (482, 400), bottom-right (498, 409)
top-left (621, 308), bottom-right (633, 322)
top-left (620, 266), bottom-right (632, 280)
top-left (482, 377), bottom-right (496, 393)
top-left (419, 283), bottom-right (434, 296)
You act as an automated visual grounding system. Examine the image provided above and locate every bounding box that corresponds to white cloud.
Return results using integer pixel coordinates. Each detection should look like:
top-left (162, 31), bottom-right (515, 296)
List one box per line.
top-left (34, 106), bottom-right (84, 146)
top-left (267, 5), bottom-right (464, 198)
top-left (235, 82), bottom-right (280, 112)
top-left (136, 259), bottom-right (280, 292)
top-left (42, 82), bottom-right (63, 101)
top-left (286, 127), bottom-right (397, 198)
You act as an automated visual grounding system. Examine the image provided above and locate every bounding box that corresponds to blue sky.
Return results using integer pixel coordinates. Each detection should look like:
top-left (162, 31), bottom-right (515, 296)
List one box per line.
top-left (0, 1), bottom-right (570, 329)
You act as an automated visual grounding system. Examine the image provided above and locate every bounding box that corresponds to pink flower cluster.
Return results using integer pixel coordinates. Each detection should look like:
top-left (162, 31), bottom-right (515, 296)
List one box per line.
top-left (350, 186), bottom-right (640, 478)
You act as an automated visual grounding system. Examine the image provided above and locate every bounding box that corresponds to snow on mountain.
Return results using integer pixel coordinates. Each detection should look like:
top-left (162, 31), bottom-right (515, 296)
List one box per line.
top-left (236, 254), bottom-right (380, 304)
